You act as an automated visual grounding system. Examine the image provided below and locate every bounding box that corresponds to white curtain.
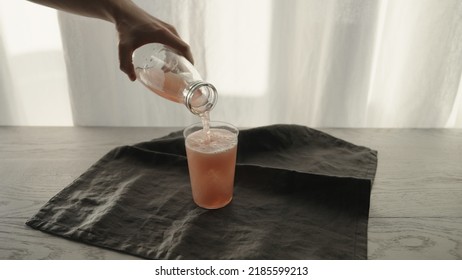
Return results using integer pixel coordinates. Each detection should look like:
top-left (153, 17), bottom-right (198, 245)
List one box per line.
top-left (1, 0), bottom-right (462, 127)
top-left (0, 0), bottom-right (72, 126)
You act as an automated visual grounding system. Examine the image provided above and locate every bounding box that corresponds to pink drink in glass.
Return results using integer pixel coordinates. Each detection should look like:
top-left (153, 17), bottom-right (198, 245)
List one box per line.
top-left (184, 122), bottom-right (238, 209)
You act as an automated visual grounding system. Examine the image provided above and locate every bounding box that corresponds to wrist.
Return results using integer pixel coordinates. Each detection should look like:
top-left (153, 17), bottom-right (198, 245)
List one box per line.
top-left (111, 0), bottom-right (147, 30)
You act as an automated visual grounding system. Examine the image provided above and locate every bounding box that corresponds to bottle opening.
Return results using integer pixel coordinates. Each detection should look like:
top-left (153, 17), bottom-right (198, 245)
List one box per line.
top-left (184, 81), bottom-right (218, 115)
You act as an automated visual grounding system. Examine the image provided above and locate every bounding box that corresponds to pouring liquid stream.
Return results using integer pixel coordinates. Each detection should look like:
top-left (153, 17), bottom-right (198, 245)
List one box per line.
top-left (200, 111), bottom-right (211, 142)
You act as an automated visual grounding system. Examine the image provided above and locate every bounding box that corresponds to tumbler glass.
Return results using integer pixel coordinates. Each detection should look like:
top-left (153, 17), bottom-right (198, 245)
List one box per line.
top-left (183, 122), bottom-right (239, 209)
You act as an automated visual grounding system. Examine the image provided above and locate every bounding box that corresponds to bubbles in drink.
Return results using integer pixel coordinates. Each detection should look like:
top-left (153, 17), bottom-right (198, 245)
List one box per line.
top-left (185, 128), bottom-right (237, 154)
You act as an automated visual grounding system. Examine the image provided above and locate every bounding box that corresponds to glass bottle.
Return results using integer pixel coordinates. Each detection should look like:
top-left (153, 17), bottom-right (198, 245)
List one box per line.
top-left (132, 43), bottom-right (217, 115)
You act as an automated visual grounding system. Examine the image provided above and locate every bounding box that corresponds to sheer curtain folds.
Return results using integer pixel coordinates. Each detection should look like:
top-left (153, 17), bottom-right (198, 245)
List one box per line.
top-left (0, 0), bottom-right (72, 126)
top-left (1, 0), bottom-right (461, 127)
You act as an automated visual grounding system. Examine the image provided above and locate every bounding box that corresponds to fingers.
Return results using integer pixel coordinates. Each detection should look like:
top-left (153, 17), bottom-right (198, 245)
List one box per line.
top-left (117, 20), bottom-right (194, 81)
top-left (118, 40), bottom-right (193, 82)
top-left (162, 35), bottom-right (195, 65)
top-left (118, 43), bottom-right (137, 81)
top-left (153, 22), bottom-right (194, 64)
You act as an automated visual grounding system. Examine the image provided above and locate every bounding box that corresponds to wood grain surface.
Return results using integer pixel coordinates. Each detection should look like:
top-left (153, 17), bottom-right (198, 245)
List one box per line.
top-left (1, 127), bottom-right (461, 259)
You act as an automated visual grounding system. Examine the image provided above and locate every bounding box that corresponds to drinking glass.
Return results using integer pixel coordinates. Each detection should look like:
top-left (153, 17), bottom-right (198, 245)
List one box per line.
top-left (183, 121), bottom-right (239, 209)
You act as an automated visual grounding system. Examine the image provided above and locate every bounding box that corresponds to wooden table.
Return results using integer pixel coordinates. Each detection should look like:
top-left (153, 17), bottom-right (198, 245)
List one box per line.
top-left (1, 127), bottom-right (461, 259)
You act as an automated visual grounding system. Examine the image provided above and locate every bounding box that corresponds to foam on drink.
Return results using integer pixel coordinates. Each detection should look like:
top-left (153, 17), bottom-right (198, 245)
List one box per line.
top-left (185, 128), bottom-right (237, 153)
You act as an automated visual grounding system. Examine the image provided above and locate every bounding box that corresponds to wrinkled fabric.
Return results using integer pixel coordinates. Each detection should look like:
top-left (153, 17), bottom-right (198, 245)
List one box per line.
top-left (26, 124), bottom-right (378, 259)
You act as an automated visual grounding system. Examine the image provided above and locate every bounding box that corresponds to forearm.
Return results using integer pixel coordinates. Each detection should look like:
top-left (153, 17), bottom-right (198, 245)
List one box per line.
top-left (27, 0), bottom-right (143, 24)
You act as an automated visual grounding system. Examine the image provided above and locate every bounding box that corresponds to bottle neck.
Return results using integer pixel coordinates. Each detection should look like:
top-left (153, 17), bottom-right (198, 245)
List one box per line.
top-left (183, 81), bottom-right (218, 115)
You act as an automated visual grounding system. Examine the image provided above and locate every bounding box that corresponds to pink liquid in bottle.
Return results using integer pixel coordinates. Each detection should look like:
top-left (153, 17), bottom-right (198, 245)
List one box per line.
top-left (133, 43), bottom-right (217, 115)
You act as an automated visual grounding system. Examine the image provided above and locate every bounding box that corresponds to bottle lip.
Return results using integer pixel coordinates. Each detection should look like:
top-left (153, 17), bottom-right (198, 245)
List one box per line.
top-left (184, 81), bottom-right (218, 115)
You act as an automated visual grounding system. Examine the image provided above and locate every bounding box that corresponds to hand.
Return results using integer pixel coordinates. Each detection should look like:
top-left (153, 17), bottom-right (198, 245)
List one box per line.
top-left (116, 11), bottom-right (194, 81)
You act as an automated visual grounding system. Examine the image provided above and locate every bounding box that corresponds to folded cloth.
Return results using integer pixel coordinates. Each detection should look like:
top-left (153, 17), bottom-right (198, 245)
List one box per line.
top-left (26, 124), bottom-right (378, 259)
